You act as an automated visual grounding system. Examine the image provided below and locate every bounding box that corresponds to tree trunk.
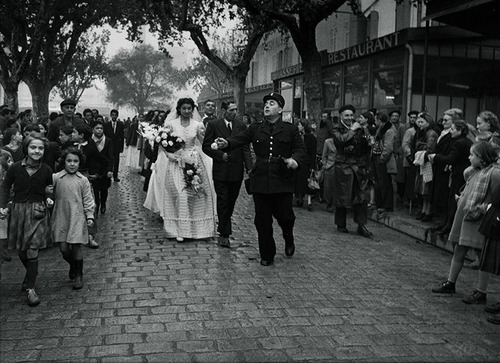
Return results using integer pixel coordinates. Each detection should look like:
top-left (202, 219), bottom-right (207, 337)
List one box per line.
top-left (233, 69), bottom-right (247, 119)
top-left (2, 82), bottom-right (20, 113)
top-left (25, 80), bottom-right (52, 121)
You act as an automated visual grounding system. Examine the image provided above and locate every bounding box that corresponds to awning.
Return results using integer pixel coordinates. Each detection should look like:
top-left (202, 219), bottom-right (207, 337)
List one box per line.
top-left (424, 0), bottom-right (500, 38)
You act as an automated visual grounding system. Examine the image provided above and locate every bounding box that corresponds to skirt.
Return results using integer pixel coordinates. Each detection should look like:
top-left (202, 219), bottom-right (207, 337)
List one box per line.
top-left (479, 238), bottom-right (500, 275)
top-left (8, 202), bottom-right (51, 251)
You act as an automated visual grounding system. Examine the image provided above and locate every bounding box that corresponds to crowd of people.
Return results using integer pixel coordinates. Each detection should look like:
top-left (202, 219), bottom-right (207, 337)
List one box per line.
top-left (1, 96), bottom-right (500, 326)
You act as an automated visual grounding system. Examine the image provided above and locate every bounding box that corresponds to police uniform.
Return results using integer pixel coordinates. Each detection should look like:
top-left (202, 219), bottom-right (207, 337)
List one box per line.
top-left (226, 93), bottom-right (307, 264)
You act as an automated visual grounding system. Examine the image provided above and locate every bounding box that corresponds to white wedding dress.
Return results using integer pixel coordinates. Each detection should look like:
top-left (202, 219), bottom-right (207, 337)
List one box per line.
top-left (144, 118), bottom-right (216, 239)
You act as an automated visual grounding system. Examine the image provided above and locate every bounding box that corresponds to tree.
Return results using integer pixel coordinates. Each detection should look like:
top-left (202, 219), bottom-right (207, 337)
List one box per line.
top-left (180, 53), bottom-right (231, 95)
top-left (127, 0), bottom-right (277, 116)
top-left (1, 0), bottom-right (126, 117)
top-left (105, 44), bottom-right (177, 115)
top-left (53, 29), bottom-right (110, 102)
top-left (231, 0), bottom-right (351, 123)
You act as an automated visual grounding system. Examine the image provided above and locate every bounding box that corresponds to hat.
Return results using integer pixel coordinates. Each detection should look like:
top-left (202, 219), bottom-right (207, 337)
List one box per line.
top-left (408, 110), bottom-right (419, 117)
top-left (60, 99), bottom-right (77, 107)
top-left (263, 92), bottom-right (285, 108)
top-left (389, 109), bottom-right (401, 116)
top-left (339, 104), bottom-right (355, 114)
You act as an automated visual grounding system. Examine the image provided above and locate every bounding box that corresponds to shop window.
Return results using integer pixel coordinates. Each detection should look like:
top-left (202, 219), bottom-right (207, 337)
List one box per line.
top-left (279, 80), bottom-right (293, 91)
top-left (344, 60), bottom-right (369, 110)
top-left (322, 67), bottom-right (341, 111)
top-left (373, 68), bottom-right (404, 109)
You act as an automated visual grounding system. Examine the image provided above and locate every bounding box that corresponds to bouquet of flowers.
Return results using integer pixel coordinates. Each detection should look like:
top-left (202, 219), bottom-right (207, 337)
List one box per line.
top-left (155, 125), bottom-right (185, 153)
top-left (181, 149), bottom-right (205, 195)
top-left (138, 122), bottom-right (158, 142)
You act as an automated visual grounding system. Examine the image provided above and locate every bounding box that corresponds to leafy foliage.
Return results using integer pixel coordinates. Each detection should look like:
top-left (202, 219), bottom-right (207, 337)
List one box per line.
top-left (53, 29), bottom-right (111, 101)
top-left (105, 44), bottom-right (177, 114)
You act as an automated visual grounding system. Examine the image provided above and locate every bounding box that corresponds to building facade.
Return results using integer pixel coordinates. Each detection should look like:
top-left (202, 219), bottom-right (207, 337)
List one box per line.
top-left (200, 0), bottom-right (500, 124)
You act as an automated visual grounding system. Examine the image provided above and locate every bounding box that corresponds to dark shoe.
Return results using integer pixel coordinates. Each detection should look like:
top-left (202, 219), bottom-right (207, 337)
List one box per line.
top-left (463, 290), bottom-right (487, 304)
top-left (487, 313), bottom-right (500, 325)
top-left (295, 200), bottom-right (303, 208)
top-left (26, 288), bottom-right (40, 307)
top-left (337, 226), bottom-right (349, 233)
top-left (421, 214), bottom-right (433, 222)
top-left (88, 237), bottom-right (99, 249)
top-left (260, 259), bottom-right (273, 266)
top-left (217, 236), bottom-right (230, 248)
top-left (415, 212), bottom-right (425, 220)
top-left (357, 225), bottom-right (373, 238)
top-left (285, 243), bottom-right (295, 257)
top-left (485, 302), bottom-right (500, 314)
top-left (432, 280), bottom-right (456, 293)
top-left (326, 205), bottom-right (333, 213)
top-left (307, 204), bottom-right (313, 211)
top-left (100, 205), bottom-right (106, 214)
top-left (73, 275), bottom-right (83, 290)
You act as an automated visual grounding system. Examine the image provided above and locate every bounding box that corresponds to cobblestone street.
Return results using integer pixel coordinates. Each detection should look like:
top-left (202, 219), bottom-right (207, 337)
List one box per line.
top-left (1, 162), bottom-right (500, 362)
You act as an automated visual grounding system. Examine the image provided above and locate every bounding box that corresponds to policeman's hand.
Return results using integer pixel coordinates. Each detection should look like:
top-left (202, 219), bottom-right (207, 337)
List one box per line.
top-left (215, 137), bottom-right (228, 149)
top-left (222, 153), bottom-right (228, 162)
top-left (0, 208), bottom-right (8, 218)
top-left (284, 157), bottom-right (298, 169)
top-left (351, 122), bottom-right (361, 131)
top-left (46, 198), bottom-right (54, 208)
top-left (428, 153), bottom-right (435, 163)
top-left (87, 218), bottom-right (94, 228)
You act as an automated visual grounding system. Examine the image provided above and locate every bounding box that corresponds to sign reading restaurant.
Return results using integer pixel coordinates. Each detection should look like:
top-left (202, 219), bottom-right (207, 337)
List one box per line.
top-left (271, 31), bottom-right (403, 80)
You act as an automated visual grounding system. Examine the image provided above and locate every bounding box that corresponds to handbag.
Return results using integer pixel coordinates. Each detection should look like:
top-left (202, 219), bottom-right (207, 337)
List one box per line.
top-left (307, 170), bottom-right (320, 190)
top-left (32, 202), bottom-right (47, 220)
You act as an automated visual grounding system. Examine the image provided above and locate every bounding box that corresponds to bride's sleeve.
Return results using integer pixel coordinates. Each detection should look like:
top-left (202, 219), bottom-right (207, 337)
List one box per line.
top-left (196, 122), bottom-right (206, 142)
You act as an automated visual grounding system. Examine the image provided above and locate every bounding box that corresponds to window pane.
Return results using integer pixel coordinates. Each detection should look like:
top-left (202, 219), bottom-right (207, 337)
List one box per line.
top-left (373, 68), bottom-right (404, 109)
top-left (344, 72), bottom-right (369, 109)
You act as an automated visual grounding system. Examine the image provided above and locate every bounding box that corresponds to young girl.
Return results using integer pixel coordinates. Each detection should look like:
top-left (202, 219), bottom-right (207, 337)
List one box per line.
top-left (432, 142), bottom-right (500, 301)
top-left (0, 134), bottom-right (53, 306)
top-left (51, 148), bottom-right (95, 290)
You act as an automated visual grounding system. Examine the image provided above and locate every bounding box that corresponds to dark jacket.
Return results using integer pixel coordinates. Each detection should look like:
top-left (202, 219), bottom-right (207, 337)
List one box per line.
top-left (104, 120), bottom-right (125, 154)
top-left (0, 160), bottom-right (53, 206)
top-left (126, 121), bottom-right (139, 147)
top-left (42, 141), bottom-right (61, 172)
top-left (202, 118), bottom-right (253, 182)
top-left (94, 137), bottom-right (114, 176)
top-left (79, 139), bottom-right (109, 177)
top-left (294, 132), bottom-right (316, 194)
top-left (226, 119), bottom-right (307, 194)
top-left (47, 116), bottom-right (85, 142)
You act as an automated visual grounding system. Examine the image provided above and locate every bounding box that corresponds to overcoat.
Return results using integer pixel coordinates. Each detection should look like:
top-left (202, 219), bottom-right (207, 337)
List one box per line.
top-left (331, 122), bottom-right (371, 207)
top-left (202, 118), bottom-right (252, 182)
top-left (227, 119), bottom-right (307, 194)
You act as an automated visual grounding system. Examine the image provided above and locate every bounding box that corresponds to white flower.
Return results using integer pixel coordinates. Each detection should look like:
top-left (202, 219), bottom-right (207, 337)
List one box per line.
top-left (187, 170), bottom-right (194, 176)
top-left (161, 140), bottom-right (168, 147)
top-left (168, 140), bottom-right (173, 146)
top-left (161, 133), bottom-right (168, 139)
top-left (155, 137), bottom-right (161, 143)
top-left (211, 142), bottom-right (218, 150)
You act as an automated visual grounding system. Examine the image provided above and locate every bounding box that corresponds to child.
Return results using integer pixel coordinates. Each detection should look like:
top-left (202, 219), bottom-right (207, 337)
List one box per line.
top-left (90, 120), bottom-right (113, 214)
top-left (432, 142), bottom-right (500, 302)
top-left (0, 156), bottom-right (11, 262)
top-left (58, 125), bottom-right (76, 153)
top-left (72, 124), bottom-right (107, 248)
top-left (0, 133), bottom-right (53, 306)
top-left (51, 148), bottom-right (95, 290)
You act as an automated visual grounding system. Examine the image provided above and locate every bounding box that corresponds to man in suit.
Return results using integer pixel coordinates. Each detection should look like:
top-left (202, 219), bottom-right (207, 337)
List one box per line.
top-left (202, 101), bottom-right (253, 248)
top-left (215, 93), bottom-right (307, 266)
top-left (91, 119), bottom-right (114, 214)
top-left (46, 99), bottom-right (85, 142)
top-left (202, 100), bottom-right (217, 126)
top-left (104, 109), bottom-right (125, 181)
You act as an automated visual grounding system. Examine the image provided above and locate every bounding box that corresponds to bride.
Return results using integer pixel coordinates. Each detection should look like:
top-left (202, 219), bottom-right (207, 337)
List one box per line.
top-left (144, 98), bottom-right (216, 241)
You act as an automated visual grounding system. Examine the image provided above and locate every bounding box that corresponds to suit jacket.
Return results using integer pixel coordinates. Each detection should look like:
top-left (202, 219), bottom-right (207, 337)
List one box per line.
top-left (79, 139), bottom-right (109, 177)
top-left (104, 120), bottom-right (125, 153)
top-left (202, 118), bottom-right (252, 182)
top-left (226, 119), bottom-right (307, 194)
top-left (94, 136), bottom-right (114, 176)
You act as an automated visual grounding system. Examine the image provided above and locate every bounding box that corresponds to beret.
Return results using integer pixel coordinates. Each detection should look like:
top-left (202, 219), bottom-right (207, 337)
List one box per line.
top-left (60, 99), bottom-right (77, 107)
top-left (339, 104), bottom-right (355, 114)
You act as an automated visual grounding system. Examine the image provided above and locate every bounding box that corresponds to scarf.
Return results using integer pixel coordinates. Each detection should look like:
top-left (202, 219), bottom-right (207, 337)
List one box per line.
top-left (463, 163), bottom-right (500, 221)
top-left (92, 135), bottom-right (106, 152)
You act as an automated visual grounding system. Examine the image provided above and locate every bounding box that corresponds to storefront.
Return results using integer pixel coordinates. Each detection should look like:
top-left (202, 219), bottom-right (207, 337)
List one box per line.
top-left (271, 27), bottom-right (500, 123)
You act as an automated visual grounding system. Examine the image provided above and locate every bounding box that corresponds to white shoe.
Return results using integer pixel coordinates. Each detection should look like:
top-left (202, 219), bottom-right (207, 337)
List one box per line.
top-left (88, 237), bottom-right (99, 248)
top-left (26, 288), bottom-right (40, 307)
top-left (176, 237), bottom-right (184, 242)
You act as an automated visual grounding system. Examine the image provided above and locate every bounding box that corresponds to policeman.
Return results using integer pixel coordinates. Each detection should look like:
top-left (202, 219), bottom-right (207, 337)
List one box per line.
top-left (216, 92), bottom-right (307, 266)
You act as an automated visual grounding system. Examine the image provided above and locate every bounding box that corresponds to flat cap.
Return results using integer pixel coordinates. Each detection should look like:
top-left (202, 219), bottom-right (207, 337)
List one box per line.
top-left (339, 104), bottom-right (355, 114)
top-left (263, 92), bottom-right (285, 108)
top-left (60, 99), bottom-right (77, 107)
top-left (408, 110), bottom-right (419, 117)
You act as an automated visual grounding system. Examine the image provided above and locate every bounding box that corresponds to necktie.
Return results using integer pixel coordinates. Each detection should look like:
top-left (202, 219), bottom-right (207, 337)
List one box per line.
top-left (227, 122), bottom-right (232, 135)
top-left (113, 122), bottom-right (116, 133)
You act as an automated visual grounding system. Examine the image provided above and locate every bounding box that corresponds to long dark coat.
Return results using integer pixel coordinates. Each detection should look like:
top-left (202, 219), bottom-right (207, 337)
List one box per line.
top-left (431, 132), bottom-right (453, 213)
top-left (294, 132), bottom-right (316, 194)
top-left (331, 122), bottom-right (371, 207)
top-left (227, 119), bottom-right (307, 194)
top-left (202, 118), bottom-right (253, 182)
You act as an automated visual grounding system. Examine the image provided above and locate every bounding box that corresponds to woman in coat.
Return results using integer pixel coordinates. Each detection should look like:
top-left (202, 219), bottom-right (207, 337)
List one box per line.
top-left (372, 112), bottom-right (397, 212)
top-left (412, 112), bottom-right (438, 221)
top-left (428, 120), bottom-right (473, 234)
top-left (294, 119), bottom-right (316, 210)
